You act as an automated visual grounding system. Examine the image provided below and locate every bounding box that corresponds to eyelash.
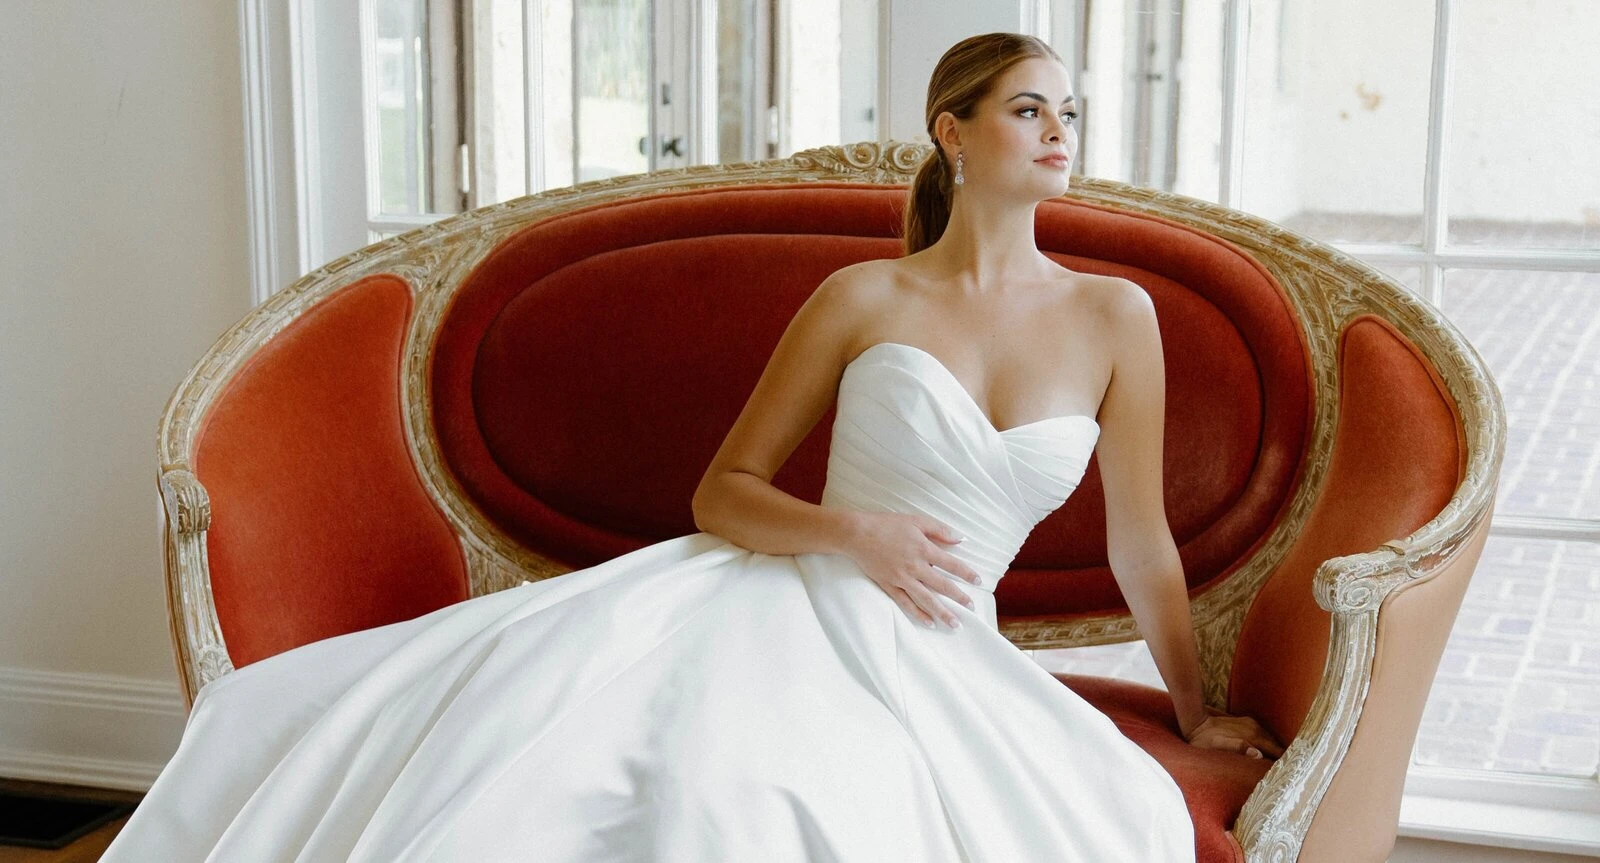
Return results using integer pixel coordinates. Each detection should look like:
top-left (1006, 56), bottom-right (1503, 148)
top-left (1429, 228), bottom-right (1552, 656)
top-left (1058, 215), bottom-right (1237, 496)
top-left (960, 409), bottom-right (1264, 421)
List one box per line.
top-left (1020, 106), bottom-right (1078, 122)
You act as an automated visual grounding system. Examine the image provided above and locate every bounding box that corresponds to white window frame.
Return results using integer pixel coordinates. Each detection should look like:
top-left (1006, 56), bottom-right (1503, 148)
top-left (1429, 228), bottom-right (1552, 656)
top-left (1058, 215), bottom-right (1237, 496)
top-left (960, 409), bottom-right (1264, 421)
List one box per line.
top-left (1209, 0), bottom-right (1600, 853)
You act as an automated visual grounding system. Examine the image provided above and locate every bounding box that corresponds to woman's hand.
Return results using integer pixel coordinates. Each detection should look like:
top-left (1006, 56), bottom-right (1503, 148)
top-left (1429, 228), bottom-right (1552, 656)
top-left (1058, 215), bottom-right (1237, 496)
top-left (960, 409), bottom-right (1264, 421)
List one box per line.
top-left (1182, 707), bottom-right (1285, 760)
top-left (844, 512), bottom-right (983, 629)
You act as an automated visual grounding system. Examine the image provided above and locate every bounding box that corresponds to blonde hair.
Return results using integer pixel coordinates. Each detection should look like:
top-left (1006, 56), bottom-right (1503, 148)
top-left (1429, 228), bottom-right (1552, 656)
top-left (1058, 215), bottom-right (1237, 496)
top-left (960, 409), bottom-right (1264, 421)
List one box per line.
top-left (901, 33), bottom-right (1068, 256)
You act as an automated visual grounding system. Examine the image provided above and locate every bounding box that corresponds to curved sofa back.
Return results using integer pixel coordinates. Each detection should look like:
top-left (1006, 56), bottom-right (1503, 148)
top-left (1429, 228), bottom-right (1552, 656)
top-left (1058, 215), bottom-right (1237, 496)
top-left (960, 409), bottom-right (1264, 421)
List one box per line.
top-left (429, 181), bottom-right (1312, 620)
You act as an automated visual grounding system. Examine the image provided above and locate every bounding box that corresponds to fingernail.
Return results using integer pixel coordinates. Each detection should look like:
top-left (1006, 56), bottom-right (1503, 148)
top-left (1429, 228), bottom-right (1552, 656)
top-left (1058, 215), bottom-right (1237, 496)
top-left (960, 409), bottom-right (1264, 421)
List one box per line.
top-left (923, 619), bottom-right (936, 628)
top-left (973, 575), bottom-right (983, 586)
top-left (1248, 748), bottom-right (1261, 758)
top-left (948, 618), bottom-right (961, 629)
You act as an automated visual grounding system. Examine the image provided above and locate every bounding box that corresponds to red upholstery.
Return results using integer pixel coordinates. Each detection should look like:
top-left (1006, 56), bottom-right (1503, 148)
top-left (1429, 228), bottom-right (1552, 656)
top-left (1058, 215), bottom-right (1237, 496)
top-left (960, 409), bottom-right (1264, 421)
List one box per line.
top-left (1059, 674), bottom-right (1271, 862)
top-left (178, 180), bottom-right (1475, 860)
top-left (193, 274), bottom-right (469, 667)
top-left (431, 181), bottom-right (1312, 620)
top-left (1230, 315), bottom-right (1465, 744)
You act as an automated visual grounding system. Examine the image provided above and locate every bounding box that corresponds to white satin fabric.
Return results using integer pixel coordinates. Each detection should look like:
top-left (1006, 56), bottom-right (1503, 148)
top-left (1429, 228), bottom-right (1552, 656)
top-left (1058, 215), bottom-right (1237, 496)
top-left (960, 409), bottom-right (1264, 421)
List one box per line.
top-left (103, 340), bottom-right (1194, 862)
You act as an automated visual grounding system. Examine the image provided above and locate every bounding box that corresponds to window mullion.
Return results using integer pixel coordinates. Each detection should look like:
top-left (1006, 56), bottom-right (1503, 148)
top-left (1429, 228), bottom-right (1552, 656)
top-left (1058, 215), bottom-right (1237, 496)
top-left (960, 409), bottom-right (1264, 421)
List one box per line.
top-left (1217, 0), bottom-right (1248, 209)
top-left (522, 0), bottom-right (545, 196)
top-left (1421, 0), bottom-right (1454, 307)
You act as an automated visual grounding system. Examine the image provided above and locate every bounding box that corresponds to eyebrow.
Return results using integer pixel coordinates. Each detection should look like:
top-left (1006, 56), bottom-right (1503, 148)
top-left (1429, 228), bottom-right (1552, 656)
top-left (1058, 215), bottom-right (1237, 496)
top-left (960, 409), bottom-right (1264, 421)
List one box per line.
top-left (1006, 91), bottom-right (1076, 106)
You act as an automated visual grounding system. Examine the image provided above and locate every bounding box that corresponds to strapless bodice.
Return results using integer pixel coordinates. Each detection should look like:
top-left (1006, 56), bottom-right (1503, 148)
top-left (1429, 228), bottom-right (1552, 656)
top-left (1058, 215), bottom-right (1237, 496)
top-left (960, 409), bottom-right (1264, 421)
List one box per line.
top-left (819, 342), bottom-right (1100, 591)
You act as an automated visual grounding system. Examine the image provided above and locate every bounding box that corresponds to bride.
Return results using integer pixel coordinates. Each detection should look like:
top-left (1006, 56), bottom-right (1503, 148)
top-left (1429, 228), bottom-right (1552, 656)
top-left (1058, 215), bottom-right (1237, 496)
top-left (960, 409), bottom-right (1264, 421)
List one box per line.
top-left (104, 31), bottom-right (1282, 863)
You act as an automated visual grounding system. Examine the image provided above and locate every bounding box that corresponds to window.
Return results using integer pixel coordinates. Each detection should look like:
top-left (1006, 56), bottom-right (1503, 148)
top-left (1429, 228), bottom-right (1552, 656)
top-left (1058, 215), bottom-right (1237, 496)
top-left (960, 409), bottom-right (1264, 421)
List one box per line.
top-left (1035, 0), bottom-right (1600, 847)
top-left (356, 0), bottom-right (879, 245)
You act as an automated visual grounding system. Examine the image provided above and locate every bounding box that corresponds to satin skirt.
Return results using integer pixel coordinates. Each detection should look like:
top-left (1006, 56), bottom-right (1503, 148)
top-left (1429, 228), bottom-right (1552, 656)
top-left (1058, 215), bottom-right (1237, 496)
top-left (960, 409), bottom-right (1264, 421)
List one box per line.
top-left (102, 531), bottom-right (1194, 862)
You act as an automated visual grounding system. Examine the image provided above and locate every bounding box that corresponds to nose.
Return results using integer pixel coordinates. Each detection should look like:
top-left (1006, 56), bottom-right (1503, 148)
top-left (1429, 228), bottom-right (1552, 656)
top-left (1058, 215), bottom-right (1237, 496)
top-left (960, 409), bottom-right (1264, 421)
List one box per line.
top-left (1045, 113), bottom-right (1069, 143)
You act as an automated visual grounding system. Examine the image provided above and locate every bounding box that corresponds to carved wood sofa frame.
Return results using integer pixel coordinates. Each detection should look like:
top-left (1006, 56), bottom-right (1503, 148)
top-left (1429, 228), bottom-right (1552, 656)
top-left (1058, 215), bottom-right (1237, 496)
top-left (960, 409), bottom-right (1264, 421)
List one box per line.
top-left (156, 141), bottom-right (1504, 862)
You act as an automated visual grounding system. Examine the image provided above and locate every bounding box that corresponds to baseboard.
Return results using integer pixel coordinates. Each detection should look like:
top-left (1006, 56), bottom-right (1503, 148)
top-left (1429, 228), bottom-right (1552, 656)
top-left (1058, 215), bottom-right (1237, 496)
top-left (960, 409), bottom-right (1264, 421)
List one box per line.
top-left (0, 666), bottom-right (186, 792)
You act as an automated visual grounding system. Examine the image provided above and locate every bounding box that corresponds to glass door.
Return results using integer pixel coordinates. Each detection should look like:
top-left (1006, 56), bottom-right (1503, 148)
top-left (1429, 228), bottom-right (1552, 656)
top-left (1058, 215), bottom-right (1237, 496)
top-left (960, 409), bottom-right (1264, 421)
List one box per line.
top-left (296, 0), bottom-right (876, 268)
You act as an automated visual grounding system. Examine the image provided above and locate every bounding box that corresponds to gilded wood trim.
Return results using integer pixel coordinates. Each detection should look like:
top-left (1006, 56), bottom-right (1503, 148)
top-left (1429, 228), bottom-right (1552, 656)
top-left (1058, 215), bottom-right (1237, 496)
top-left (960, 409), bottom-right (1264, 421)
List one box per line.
top-left (157, 468), bottom-right (232, 707)
top-left (154, 142), bottom-right (1504, 862)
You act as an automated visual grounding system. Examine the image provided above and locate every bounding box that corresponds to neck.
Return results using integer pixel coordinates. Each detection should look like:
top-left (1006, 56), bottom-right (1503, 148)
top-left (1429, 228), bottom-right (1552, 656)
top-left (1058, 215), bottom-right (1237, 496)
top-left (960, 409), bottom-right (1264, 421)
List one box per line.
top-left (921, 193), bottom-right (1048, 294)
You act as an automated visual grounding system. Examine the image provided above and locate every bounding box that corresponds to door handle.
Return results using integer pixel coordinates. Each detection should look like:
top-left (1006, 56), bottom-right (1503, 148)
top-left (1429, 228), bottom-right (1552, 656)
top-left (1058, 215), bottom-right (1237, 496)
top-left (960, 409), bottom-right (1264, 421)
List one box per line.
top-left (638, 135), bottom-right (686, 158)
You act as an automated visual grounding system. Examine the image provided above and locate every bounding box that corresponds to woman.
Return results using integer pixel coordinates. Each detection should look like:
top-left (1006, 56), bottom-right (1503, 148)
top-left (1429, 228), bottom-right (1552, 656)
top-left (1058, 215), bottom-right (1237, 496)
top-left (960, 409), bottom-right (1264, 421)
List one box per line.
top-left (104, 31), bottom-right (1282, 862)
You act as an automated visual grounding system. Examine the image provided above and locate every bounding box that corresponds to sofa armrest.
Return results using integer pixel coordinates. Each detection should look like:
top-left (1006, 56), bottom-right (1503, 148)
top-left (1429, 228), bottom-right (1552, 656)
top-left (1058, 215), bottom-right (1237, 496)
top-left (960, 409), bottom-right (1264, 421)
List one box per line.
top-left (1232, 500), bottom-right (1494, 861)
top-left (1226, 311), bottom-right (1505, 861)
top-left (158, 468), bottom-right (233, 707)
top-left (156, 273), bottom-right (476, 703)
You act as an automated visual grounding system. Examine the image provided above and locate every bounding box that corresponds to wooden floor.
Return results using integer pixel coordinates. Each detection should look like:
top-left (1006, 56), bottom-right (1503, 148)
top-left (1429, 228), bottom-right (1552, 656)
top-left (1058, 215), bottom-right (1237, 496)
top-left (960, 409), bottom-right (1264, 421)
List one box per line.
top-left (0, 779), bottom-right (142, 863)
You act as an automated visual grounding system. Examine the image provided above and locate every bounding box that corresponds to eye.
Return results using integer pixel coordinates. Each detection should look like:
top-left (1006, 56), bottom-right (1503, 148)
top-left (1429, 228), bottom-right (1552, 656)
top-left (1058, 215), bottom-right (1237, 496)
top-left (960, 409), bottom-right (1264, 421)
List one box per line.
top-left (1020, 106), bottom-right (1079, 122)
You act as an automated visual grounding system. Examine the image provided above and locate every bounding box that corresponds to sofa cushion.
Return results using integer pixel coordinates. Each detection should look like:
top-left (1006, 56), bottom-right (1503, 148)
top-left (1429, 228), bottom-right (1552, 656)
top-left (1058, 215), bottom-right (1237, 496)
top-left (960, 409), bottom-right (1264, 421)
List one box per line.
top-left (431, 181), bottom-right (1311, 619)
top-left (1057, 673), bottom-right (1272, 863)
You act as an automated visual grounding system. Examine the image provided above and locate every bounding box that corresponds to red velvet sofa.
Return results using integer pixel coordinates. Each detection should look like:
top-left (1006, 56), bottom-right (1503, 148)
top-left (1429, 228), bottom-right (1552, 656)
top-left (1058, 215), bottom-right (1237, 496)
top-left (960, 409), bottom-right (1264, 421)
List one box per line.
top-left (156, 141), bottom-right (1505, 862)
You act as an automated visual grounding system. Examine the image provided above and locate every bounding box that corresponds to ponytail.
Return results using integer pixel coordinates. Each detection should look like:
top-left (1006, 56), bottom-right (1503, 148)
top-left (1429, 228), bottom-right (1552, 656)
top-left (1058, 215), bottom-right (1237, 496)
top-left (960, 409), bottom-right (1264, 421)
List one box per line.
top-left (902, 147), bottom-right (954, 256)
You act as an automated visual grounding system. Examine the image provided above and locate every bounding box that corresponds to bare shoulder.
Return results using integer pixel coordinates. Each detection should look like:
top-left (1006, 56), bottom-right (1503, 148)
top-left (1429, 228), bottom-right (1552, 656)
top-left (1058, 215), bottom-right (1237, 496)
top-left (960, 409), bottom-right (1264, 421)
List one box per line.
top-left (820, 258), bottom-right (901, 297)
top-left (805, 259), bottom-right (901, 346)
top-left (1081, 274), bottom-right (1156, 341)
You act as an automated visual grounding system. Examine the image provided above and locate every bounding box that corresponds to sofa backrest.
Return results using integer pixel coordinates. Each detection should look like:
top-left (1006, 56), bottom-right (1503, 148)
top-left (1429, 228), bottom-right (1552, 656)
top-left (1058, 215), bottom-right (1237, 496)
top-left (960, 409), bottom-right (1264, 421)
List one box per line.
top-left (190, 274), bottom-right (470, 667)
top-left (428, 181), bottom-right (1314, 621)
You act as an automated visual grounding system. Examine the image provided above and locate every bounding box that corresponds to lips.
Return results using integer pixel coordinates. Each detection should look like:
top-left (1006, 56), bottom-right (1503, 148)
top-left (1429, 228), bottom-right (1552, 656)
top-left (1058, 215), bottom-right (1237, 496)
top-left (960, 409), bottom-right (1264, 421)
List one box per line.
top-left (1035, 155), bottom-right (1070, 168)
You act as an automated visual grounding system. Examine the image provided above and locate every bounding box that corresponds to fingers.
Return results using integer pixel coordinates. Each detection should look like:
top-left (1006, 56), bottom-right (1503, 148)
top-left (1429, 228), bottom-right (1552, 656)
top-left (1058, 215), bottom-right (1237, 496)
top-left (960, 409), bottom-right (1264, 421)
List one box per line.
top-left (886, 588), bottom-right (938, 629)
top-left (1216, 737), bottom-right (1260, 758)
top-left (1192, 728), bottom-right (1279, 760)
top-left (920, 565), bottom-right (977, 613)
top-left (920, 517), bottom-right (967, 546)
top-left (933, 550), bottom-right (984, 586)
top-left (903, 579), bottom-right (967, 629)
top-left (1236, 717), bottom-right (1286, 758)
top-left (1254, 734), bottom-right (1285, 759)
top-left (1236, 736), bottom-right (1280, 760)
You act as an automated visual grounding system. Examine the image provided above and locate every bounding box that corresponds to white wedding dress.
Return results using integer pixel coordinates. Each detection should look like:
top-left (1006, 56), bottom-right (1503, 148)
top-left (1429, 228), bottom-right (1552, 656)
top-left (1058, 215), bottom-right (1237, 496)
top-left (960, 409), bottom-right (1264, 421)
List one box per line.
top-left (103, 341), bottom-right (1195, 862)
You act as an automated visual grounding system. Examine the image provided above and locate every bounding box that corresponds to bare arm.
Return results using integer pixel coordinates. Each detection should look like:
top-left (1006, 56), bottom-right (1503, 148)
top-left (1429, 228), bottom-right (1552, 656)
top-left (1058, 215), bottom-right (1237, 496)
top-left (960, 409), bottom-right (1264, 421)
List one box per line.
top-left (691, 267), bottom-right (984, 629)
top-left (691, 266), bottom-right (874, 557)
top-left (1095, 283), bottom-right (1208, 735)
top-left (1098, 282), bottom-right (1283, 758)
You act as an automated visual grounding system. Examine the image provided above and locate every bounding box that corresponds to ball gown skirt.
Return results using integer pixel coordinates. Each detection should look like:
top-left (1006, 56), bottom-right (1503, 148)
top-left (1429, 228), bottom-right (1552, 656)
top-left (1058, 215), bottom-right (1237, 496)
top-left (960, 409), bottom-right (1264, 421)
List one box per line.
top-left (102, 341), bottom-right (1195, 862)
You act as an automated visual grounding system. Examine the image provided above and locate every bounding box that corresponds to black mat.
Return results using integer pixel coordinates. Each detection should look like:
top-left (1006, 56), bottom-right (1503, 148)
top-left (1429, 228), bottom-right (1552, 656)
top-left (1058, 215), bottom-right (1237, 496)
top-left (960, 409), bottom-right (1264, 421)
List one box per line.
top-left (0, 790), bottom-right (136, 849)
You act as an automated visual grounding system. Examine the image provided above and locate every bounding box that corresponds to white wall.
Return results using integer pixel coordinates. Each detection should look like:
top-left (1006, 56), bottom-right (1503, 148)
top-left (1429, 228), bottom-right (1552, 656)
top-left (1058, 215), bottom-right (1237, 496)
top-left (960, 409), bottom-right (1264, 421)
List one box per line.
top-left (0, 0), bottom-right (249, 785)
top-left (1244, 0), bottom-right (1600, 224)
top-left (882, 0), bottom-right (1034, 142)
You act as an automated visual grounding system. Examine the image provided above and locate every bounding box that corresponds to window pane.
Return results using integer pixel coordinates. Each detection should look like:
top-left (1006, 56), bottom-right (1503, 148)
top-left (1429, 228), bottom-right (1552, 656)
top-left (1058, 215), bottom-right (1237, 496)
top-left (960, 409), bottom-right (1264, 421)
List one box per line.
top-left (374, 0), bottom-right (434, 215)
top-left (1052, 0), bottom-right (1227, 202)
top-left (715, 0), bottom-right (757, 163)
top-left (1447, 0), bottom-right (1600, 250)
top-left (784, 2), bottom-right (841, 155)
top-left (575, 0), bottom-right (649, 182)
top-left (1441, 269), bottom-right (1600, 521)
top-left (1415, 536), bottom-right (1600, 777)
top-left (782, 0), bottom-right (877, 156)
top-left (1375, 264), bottom-right (1425, 296)
top-left (1241, 0), bottom-right (1434, 245)
top-left (468, 0), bottom-right (529, 206)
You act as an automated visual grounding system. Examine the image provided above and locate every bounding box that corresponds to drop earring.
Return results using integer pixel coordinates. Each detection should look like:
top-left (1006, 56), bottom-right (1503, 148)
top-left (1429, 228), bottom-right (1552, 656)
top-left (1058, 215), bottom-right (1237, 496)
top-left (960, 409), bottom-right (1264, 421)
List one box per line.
top-left (954, 152), bottom-right (965, 186)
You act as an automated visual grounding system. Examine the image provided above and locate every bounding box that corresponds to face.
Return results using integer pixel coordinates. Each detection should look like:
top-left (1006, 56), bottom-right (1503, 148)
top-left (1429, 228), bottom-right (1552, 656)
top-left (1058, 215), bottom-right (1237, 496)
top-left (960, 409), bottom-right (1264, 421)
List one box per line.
top-left (934, 56), bottom-right (1079, 201)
